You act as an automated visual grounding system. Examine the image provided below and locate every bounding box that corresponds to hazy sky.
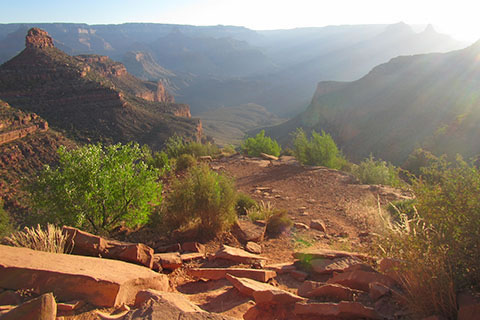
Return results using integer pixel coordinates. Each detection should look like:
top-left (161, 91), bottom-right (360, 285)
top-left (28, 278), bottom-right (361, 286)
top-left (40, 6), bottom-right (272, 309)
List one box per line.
top-left (1, 0), bottom-right (479, 42)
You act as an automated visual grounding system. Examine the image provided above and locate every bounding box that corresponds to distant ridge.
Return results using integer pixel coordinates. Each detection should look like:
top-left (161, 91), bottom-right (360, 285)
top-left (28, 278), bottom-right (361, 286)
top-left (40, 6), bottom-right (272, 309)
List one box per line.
top-left (265, 41), bottom-right (480, 164)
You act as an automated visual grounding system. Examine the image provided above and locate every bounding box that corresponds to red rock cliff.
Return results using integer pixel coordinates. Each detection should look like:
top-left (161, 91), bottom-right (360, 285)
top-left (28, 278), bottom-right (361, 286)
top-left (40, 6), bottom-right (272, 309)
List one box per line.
top-left (25, 28), bottom-right (54, 49)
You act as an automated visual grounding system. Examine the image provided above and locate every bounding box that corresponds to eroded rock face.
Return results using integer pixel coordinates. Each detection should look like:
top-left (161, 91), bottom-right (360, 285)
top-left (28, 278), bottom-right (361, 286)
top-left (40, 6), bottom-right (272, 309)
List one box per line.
top-left (25, 28), bottom-right (54, 49)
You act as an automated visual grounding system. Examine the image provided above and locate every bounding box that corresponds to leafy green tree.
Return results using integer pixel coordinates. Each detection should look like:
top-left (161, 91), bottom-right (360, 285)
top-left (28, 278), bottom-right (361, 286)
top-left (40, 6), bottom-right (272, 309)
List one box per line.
top-left (292, 128), bottom-right (344, 168)
top-left (30, 143), bottom-right (161, 233)
top-left (241, 130), bottom-right (281, 157)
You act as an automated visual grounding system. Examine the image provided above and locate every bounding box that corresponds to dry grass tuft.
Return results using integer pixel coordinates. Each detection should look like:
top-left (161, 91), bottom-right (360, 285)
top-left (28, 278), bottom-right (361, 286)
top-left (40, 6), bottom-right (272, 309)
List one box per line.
top-left (3, 224), bottom-right (69, 253)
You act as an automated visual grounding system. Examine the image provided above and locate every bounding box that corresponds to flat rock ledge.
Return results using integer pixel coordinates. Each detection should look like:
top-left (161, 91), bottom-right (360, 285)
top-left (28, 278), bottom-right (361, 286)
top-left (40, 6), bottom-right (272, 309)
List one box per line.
top-left (187, 268), bottom-right (276, 282)
top-left (0, 245), bottom-right (168, 307)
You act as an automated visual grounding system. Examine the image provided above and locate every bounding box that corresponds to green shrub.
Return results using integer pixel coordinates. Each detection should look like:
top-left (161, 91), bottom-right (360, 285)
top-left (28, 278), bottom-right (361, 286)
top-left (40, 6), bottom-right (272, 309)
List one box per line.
top-left (0, 201), bottom-right (13, 238)
top-left (235, 193), bottom-right (258, 216)
top-left (165, 135), bottom-right (220, 159)
top-left (142, 145), bottom-right (172, 176)
top-left (241, 130), bottom-right (281, 157)
top-left (30, 143), bottom-right (162, 233)
top-left (3, 224), bottom-right (69, 253)
top-left (353, 155), bottom-right (402, 187)
top-left (246, 200), bottom-right (275, 222)
top-left (376, 157), bottom-right (480, 318)
top-left (403, 148), bottom-right (439, 177)
top-left (165, 164), bottom-right (237, 237)
top-left (175, 154), bottom-right (197, 172)
top-left (292, 128), bottom-right (344, 169)
top-left (266, 211), bottom-right (292, 237)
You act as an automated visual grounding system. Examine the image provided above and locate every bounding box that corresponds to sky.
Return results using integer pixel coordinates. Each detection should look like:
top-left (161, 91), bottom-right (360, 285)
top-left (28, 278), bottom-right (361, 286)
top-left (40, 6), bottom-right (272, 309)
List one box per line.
top-left (1, 0), bottom-right (479, 42)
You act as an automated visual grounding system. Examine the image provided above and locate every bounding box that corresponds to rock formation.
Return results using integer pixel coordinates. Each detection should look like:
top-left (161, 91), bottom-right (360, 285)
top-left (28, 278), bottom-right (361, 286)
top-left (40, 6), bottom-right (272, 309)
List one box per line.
top-left (0, 28), bottom-right (202, 150)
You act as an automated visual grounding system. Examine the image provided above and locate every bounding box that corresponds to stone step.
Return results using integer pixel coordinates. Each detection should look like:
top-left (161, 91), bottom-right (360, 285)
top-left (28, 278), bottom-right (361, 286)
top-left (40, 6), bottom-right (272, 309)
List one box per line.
top-left (187, 268), bottom-right (276, 282)
top-left (0, 245), bottom-right (168, 307)
top-left (294, 301), bottom-right (380, 319)
top-left (226, 274), bottom-right (305, 305)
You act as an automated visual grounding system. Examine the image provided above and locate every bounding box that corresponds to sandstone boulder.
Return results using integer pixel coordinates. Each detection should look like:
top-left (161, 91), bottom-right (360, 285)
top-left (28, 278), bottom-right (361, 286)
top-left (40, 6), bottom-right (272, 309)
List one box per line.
top-left (0, 245), bottom-right (168, 307)
top-left (131, 290), bottom-right (235, 319)
top-left (214, 245), bottom-right (267, 265)
top-left (369, 282), bottom-right (391, 301)
top-left (226, 274), bottom-right (304, 305)
top-left (1, 292), bottom-right (56, 320)
top-left (327, 270), bottom-right (396, 292)
top-left (181, 252), bottom-right (205, 263)
top-left (187, 268), bottom-right (276, 282)
top-left (231, 220), bottom-right (266, 243)
top-left (181, 242), bottom-right (206, 254)
top-left (306, 284), bottom-right (362, 301)
top-left (0, 290), bottom-right (22, 306)
top-left (63, 226), bottom-right (154, 268)
top-left (260, 153), bottom-right (279, 161)
top-left (310, 256), bottom-right (363, 274)
top-left (310, 219), bottom-right (327, 232)
top-left (245, 241), bottom-right (262, 254)
top-left (154, 252), bottom-right (182, 270)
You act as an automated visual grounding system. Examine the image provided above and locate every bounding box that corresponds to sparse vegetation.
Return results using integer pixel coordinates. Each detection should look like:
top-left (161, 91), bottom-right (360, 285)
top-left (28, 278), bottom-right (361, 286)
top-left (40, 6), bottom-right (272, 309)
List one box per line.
top-left (376, 157), bottom-right (480, 318)
top-left (266, 210), bottom-right (292, 237)
top-left (353, 155), bottom-right (403, 187)
top-left (142, 145), bottom-right (173, 176)
top-left (30, 143), bottom-right (162, 233)
top-left (246, 200), bottom-right (276, 222)
top-left (235, 193), bottom-right (258, 216)
top-left (0, 201), bottom-right (13, 238)
top-left (292, 128), bottom-right (345, 169)
top-left (3, 224), bottom-right (69, 253)
top-left (165, 164), bottom-right (237, 237)
top-left (175, 153), bottom-right (197, 172)
top-left (387, 199), bottom-right (417, 222)
top-left (165, 135), bottom-right (220, 159)
top-left (241, 130), bottom-right (281, 157)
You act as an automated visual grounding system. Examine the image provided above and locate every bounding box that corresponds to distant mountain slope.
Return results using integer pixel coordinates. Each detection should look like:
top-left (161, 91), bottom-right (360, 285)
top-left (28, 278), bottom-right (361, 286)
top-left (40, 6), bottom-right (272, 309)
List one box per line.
top-left (266, 41), bottom-right (480, 164)
top-left (0, 28), bottom-right (202, 150)
top-left (198, 103), bottom-right (283, 146)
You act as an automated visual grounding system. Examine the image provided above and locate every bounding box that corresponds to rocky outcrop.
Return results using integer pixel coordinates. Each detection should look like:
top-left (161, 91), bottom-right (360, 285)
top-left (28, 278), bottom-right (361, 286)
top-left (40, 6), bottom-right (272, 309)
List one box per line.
top-left (25, 28), bottom-right (54, 49)
top-left (63, 226), bottom-right (155, 268)
top-left (0, 28), bottom-right (202, 151)
top-left (0, 245), bottom-right (168, 307)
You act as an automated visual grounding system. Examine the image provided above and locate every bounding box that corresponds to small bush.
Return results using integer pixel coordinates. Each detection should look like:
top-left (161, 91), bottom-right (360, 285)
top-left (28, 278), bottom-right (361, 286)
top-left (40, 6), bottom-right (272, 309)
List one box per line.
top-left (175, 154), bottom-right (197, 172)
top-left (3, 224), bottom-right (69, 253)
top-left (235, 193), bottom-right (258, 216)
top-left (221, 144), bottom-right (237, 156)
top-left (266, 211), bottom-right (292, 237)
top-left (403, 148), bottom-right (439, 177)
top-left (165, 135), bottom-right (220, 159)
top-left (292, 128), bottom-right (344, 169)
top-left (246, 201), bottom-right (276, 222)
top-left (0, 201), bottom-right (13, 238)
top-left (165, 164), bottom-right (237, 237)
top-left (241, 130), bottom-right (281, 157)
top-left (353, 155), bottom-right (402, 187)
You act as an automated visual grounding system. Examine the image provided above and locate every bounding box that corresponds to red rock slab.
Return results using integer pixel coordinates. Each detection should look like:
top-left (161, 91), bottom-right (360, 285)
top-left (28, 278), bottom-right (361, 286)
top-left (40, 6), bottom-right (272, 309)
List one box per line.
top-left (297, 281), bottom-right (324, 297)
top-left (310, 256), bottom-right (363, 274)
top-left (294, 301), bottom-right (380, 319)
top-left (181, 242), bottom-right (206, 254)
top-left (154, 252), bottom-right (182, 270)
top-left (181, 252), bottom-right (205, 263)
top-left (0, 245), bottom-right (168, 307)
top-left (63, 226), bottom-right (154, 268)
top-left (293, 248), bottom-right (371, 261)
top-left (214, 245), bottom-right (267, 265)
top-left (187, 268), bottom-right (276, 282)
top-left (226, 274), bottom-right (304, 305)
top-left (327, 270), bottom-right (396, 292)
top-left (306, 284), bottom-right (362, 301)
top-left (1, 292), bottom-right (56, 320)
top-left (265, 262), bottom-right (297, 274)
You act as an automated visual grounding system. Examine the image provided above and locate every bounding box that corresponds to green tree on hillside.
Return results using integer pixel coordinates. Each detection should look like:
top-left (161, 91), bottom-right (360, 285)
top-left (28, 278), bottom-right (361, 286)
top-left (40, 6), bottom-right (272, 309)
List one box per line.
top-left (30, 143), bottom-right (161, 233)
top-left (241, 130), bottom-right (281, 157)
top-left (292, 128), bottom-right (344, 168)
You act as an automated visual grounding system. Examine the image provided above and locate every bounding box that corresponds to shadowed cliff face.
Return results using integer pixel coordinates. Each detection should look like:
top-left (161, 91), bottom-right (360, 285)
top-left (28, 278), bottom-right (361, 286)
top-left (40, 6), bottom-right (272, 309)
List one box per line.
top-left (0, 28), bottom-right (202, 149)
top-left (265, 41), bottom-right (480, 164)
